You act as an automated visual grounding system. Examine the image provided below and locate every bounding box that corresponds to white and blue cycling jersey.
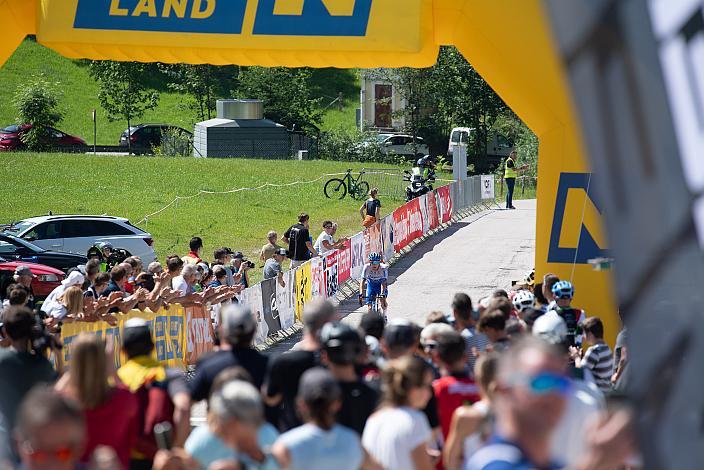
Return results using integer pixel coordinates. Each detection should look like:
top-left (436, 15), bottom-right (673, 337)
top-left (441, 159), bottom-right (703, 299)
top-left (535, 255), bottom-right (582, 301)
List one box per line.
top-left (361, 263), bottom-right (388, 304)
top-left (361, 263), bottom-right (389, 283)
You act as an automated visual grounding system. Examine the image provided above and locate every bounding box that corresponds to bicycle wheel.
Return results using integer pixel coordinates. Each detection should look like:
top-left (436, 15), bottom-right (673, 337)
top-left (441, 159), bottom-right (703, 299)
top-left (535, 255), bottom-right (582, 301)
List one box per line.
top-left (352, 181), bottom-right (370, 200)
top-left (324, 178), bottom-right (347, 199)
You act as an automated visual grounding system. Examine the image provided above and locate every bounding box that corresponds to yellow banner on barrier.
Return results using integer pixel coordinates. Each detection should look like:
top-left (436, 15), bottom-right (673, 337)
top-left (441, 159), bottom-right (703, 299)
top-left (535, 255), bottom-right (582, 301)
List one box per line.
top-left (294, 261), bottom-right (312, 324)
top-left (59, 305), bottom-right (187, 370)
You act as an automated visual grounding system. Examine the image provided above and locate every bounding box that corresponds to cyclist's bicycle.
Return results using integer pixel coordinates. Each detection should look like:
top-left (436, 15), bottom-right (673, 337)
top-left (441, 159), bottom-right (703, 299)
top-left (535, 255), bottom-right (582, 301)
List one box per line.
top-left (324, 169), bottom-right (370, 200)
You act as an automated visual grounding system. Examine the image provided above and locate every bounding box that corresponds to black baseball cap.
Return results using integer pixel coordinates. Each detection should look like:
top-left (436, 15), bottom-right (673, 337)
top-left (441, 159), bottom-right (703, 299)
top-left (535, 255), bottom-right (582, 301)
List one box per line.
top-left (383, 320), bottom-right (417, 350)
top-left (298, 367), bottom-right (340, 403)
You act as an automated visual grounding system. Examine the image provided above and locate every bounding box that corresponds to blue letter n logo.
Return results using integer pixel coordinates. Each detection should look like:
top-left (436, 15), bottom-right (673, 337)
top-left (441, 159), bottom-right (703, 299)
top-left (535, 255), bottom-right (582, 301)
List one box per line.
top-left (548, 173), bottom-right (609, 264)
top-left (254, 0), bottom-right (373, 36)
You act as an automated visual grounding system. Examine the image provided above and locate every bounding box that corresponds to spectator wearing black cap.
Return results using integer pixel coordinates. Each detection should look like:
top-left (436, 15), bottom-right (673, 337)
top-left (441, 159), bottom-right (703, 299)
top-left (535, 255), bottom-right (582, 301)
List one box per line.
top-left (263, 248), bottom-right (288, 287)
top-left (272, 368), bottom-right (365, 470)
top-left (264, 299), bottom-right (336, 431)
top-left (189, 305), bottom-right (269, 402)
top-left (12, 266), bottom-right (35, 309)
top-left (320, 322), bottom-right (379, 435)
top-left (116, 318), bottom-right (191, 467)
top-left (0, 307), bottom-right (57, 460)
top-left (282, 213), bottom-right (319, 269)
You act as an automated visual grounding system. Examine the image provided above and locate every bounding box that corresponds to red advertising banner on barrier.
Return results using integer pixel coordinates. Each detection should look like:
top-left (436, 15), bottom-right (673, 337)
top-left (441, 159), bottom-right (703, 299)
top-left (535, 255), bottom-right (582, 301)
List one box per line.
top-left (186, 306), bottom-right (216, 365)
top-left (393, 198), bottom-right (424, 251)
top-left (437, 185), bottom-right (453, 223)
top-left (426, 191), bottom-right (440, 230)
top-left (337, 240), bottom-right (351, 283)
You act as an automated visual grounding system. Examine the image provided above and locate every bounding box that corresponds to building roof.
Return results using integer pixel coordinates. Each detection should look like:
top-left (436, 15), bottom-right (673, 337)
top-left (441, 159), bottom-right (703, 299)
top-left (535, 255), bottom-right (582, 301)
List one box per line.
top-left (196, 118), bottom-right (285, 129)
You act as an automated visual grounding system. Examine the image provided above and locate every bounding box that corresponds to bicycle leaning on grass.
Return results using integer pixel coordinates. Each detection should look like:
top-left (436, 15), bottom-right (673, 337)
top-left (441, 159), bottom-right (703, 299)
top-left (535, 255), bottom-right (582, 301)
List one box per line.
top-left (324, 169), bottom-right (370, 200)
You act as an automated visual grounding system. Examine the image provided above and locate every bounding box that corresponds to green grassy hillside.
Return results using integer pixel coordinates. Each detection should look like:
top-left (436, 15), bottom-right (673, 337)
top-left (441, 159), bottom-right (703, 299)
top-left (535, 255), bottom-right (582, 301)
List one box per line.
top-left (0, 153), bottom-right (399, 282)
top-left (0, 40), bottom-right (360, 145)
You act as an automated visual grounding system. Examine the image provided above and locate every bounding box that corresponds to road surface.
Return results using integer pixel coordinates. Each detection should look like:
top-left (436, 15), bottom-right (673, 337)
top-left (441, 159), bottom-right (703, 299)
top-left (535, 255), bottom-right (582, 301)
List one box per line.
top-left (191, 199), bottom-right (536, 422)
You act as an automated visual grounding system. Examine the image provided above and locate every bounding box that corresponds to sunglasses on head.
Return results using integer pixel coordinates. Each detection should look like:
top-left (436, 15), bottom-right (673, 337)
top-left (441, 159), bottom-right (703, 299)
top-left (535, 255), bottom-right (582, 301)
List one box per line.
top-left (508, 371), bottom-right (571, 396)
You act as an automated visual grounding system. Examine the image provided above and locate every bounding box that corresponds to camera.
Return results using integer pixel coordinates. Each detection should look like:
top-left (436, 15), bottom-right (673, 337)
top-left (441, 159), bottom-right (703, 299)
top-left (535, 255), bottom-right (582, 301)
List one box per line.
top-left (31, 313), bottom-right (62, 354)
top-left (244, 260), bottom-right (255, 269)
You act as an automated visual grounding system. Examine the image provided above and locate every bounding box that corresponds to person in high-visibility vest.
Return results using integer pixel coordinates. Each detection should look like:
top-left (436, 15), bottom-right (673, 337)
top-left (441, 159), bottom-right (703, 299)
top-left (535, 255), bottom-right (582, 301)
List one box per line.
top-left (503, 150), bottom-right (527, 209)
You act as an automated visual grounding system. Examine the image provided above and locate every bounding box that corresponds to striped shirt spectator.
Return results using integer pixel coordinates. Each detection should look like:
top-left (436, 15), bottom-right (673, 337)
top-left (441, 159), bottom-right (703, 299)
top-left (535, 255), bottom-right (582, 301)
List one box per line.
top-left (578, 317), bottom-right (613, 393)
top-left (582, 342), bottom-right (613, 392)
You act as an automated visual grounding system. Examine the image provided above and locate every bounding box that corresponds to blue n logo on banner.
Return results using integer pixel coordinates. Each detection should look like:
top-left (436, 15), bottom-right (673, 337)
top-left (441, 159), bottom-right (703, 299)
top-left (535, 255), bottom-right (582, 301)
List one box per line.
top-left (254, 0), bottom-right (373, 36)
top-left (548, 173), bottom-right (609, 264)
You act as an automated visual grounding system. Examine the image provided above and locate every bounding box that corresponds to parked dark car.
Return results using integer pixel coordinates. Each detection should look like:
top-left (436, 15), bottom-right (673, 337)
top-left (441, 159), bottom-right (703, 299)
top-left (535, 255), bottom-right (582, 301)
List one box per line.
top-left (0, 124), bottom-right (88, 152)
top-left (0, 233), bottom-right (86, 272)
top-left (119, 124), bottom-right (192, 154)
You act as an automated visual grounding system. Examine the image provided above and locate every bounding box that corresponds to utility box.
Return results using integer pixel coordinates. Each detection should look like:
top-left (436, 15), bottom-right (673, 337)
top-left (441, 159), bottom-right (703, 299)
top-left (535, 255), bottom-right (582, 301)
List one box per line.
top-left (194, 99), bottom-right (290, 158)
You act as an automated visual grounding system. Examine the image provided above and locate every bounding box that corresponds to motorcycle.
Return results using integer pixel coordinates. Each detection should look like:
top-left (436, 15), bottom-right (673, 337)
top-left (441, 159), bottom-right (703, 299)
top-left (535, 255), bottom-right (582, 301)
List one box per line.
top-left (403, 155), bottom-right (437, 201)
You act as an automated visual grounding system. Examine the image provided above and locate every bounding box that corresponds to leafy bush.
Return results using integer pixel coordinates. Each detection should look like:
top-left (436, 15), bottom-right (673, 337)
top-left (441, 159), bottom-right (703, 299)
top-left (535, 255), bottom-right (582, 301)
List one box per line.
top-left (153, 127), bottom-right (193, 157)
top-left (12, 74), bottom-right (64, 150)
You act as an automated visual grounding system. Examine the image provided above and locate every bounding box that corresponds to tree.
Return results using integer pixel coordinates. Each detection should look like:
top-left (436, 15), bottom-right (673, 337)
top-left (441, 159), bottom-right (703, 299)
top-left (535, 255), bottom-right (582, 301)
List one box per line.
top-left (161, 64), bottom-right (217, 122)
top-left (235, 67), bottom-right (322, 132)
top-left (89, 61), bottom-right (159, 154)
top-left (13, 74), bottom-right (64, 151)
top-left (365, 46), bottom-right (508, 167)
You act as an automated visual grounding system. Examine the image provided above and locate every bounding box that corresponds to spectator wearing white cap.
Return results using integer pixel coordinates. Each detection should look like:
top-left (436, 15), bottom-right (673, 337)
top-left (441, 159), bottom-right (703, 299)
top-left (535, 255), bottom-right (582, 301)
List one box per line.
top-left (40, 270), bottom-right (85, 315)
top-left (531, 312), bottom-right (604, 468)
top-left (190, 305), bottom-right (269, 402)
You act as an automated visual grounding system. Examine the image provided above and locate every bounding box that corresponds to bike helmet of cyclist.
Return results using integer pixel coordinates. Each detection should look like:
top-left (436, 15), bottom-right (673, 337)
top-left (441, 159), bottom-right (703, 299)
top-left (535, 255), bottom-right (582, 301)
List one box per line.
top-left (552, 280), bottom-right (574, 299)
top-left (524, 268), bottom-right (535, 287)
top-left (512, 290), bottom-right (536, 313)
top-left (368, 252), bottom-right (382, 263)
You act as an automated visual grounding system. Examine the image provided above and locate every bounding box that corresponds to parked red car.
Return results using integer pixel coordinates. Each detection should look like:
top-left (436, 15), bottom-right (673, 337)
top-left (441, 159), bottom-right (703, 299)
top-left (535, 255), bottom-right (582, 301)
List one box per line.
top-left (0, 258), bottom-right (65, 299)
top-left (0, 124), bottom-right (88, 152)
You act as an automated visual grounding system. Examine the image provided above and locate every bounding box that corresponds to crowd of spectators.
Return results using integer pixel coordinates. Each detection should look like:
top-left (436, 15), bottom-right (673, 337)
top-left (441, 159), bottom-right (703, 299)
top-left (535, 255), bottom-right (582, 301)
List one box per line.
top-left (0, 239), bottom-right (638, 470)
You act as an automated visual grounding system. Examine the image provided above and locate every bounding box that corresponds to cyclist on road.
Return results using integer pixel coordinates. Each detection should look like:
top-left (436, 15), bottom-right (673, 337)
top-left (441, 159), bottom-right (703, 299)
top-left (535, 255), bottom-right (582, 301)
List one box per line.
top-left (549, 280), bottom-right (585, 348)
top-left (359, 252), bottom-right (388, 318)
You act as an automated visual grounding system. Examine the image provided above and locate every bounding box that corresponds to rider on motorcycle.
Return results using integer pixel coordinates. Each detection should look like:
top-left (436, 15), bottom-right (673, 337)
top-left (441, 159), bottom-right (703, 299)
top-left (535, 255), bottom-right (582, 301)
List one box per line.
top-left (359, 252), bottom-right (389, 318)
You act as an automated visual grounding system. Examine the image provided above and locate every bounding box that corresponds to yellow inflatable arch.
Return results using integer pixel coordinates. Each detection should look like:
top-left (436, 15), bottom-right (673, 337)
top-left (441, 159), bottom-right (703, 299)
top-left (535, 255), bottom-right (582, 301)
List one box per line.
top-left (0, 0), bottom-right (618, 342)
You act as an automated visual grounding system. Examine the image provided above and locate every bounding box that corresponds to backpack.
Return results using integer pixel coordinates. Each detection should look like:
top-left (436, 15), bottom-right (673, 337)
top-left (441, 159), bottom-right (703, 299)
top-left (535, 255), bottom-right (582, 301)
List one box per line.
top-left (558, 308), bottom-right (582, 347)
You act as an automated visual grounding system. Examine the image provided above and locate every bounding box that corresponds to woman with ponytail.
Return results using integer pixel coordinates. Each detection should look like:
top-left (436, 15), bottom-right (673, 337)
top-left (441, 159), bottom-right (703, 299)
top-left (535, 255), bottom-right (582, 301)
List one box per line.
top-left (362, 355), bottom-right (435, 470)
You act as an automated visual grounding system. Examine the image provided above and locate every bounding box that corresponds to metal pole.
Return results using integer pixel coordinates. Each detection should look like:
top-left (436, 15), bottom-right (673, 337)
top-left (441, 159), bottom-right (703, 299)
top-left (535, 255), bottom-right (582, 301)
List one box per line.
top-left (92, 109), bottom-right (97, 155)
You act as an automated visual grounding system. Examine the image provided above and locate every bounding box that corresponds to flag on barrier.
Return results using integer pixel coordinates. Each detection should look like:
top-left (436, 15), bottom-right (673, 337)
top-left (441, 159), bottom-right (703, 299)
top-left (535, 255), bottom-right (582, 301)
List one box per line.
top-left (185, 306), bottom-right (215, 365)
top-left (277, 269), bottom-right (296, 330)
top-left (325, 251), bottom-right (339, 298)
top-left (350, 232), bottom-right (365, 280)
top-left (260, 278), bottom-right (283, 335)
top-left (294, 262), bottom-right (312, 323)
top-left (338, 239), bottom-right (352, 283)
top-left (426, 191), bottom-right (440, 230)
top-left (437, 185), bottom-right (453, 223)
top-left (393, 198), bottom-right (424, 251)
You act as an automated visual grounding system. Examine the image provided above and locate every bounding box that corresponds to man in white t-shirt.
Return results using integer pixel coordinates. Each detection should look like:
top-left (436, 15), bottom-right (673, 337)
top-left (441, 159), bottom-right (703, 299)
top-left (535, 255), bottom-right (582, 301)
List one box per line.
top-left (313, 221), bottom-right (347, 257)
